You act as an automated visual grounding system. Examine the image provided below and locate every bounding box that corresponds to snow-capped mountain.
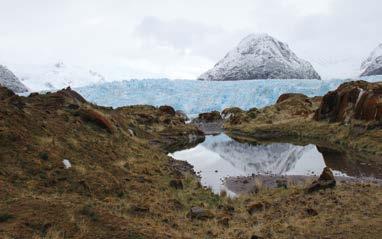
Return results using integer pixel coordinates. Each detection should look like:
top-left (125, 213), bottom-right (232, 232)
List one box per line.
top-left (0, 65), bottom-right (28, 93)
top-left (360, 43), bottom-right (382, 77)
top-left (203, 137), bottom-right (315, 175)
top-left (198, 34), bottom-right (321, 81)
top-left (14, 62), bottom-right (106, 92)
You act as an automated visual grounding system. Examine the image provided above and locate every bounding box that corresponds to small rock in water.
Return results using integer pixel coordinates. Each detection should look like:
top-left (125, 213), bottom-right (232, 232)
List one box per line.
top-left (214, 170), bottom-right (218, 173)
top-left (62, 159), bottom-right (71, 169)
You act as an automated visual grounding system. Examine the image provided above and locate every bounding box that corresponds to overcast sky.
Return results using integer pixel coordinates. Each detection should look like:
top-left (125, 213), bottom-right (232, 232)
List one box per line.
top-left (0, 0), bottom-right (381, 79)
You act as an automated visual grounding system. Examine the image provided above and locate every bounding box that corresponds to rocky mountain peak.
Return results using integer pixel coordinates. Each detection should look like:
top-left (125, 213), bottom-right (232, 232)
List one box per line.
top-left (360, 44), bottom-right (382, 77)
top-left (0, 65), bottom-right (28, 93)
top-left (198, 34), bottom-right (321, 81)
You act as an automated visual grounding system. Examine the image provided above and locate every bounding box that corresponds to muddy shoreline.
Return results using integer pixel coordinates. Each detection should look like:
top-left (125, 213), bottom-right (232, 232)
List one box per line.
top-left (224, 174), bottom-right (382, 195)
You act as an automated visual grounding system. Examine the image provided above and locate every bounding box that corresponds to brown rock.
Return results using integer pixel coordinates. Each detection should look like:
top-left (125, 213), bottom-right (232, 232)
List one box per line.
top-left (159, 105), bottom-right (176, 115)
top-left (306, 167), bottom-right (336, 193)
top-left (56, 87), bottom-right (87, 103)
top-left (221, 107), bottom-right (244, 120)
top-left (197, 111), bottom-right (222, 122)
top-left (305, 208), bottom-right (318, 216)
top-left (169, 179), bottom-right (183, 189)
top-left (187, 207), bottom-right (214, 220)
top-left (314, 80), bottom-right (382, 122)
top-left (247, 202), bottom-right (269, 215)
top-left (247, 107), bottom-right (260, 119)
top-left (318, 167), bottom-right (335, 181)
top-left (277, 93), bottom-right (309, 104)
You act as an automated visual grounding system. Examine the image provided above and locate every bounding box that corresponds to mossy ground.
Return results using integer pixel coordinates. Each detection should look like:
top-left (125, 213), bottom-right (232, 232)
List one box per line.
top-left (0, 88), bottom-right (381, 238)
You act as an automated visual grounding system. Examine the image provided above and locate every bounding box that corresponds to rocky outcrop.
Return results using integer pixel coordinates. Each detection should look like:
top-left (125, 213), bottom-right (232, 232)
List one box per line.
top-left (198, 34), bottom-right (320, 81)
top-left (159, 105), bottom-right (176, 116)
top-left (314, 80), bottom-right (382, 122)
top-left (191, 111), bottom-right (224, 135)
top-left (187, 207), bottom-right (214, 220)
top-left (194, 111), bottom-right (222, 122)
top-left (306, 167), bottom-right (336, 193)
top-left (360, 44), bottom-right (382, 77)
top-left (0, 65), bottom-right (28, 93)
top-left (276, 93), bottom-right (310, 104)
top-left (221, 107), bottom-right (244, 120)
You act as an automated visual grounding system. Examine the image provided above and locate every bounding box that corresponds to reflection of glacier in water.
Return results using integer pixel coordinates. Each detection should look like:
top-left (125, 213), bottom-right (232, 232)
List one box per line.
top-left (169, 133), bottom-right (346, 193)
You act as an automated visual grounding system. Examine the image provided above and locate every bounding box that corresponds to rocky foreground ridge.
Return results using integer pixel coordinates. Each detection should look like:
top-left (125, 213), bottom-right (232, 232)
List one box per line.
top-left (0, 84), bottom-right (381, 238)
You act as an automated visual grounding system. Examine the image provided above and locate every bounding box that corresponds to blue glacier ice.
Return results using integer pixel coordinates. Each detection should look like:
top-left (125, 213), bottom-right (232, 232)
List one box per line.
top-left (76, 76), bottom-right (382, 117)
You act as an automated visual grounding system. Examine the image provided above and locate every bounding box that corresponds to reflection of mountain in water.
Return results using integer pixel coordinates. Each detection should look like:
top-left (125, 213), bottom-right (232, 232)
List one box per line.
top-left (203, 134), bottom-right (315, 175)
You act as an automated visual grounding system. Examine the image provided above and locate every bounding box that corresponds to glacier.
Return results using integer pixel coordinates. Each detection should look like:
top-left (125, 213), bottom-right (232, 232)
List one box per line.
top-left (76, 76), bottom-right (382, 117)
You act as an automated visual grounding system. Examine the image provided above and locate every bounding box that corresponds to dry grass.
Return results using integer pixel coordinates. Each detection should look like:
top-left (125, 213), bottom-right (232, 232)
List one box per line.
top-left (1, 87), bottom-right (381, 238)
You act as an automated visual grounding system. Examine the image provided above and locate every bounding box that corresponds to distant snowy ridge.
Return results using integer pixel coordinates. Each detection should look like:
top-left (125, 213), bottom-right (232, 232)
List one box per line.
top-left (14, 62), bottom-right (106, 92)
top-left (198, 34), bottom-right (321, 81)
top-left (360, 44), bottom-right (382, 76)
top-left (0, 65), bottom-right (28, 93)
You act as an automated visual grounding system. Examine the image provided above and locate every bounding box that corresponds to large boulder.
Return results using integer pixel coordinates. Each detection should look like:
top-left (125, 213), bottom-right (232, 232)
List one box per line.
top-left (221, 107), bottom-right (244, 120)
top-left (194, 111), bottom-right (222, 123)
top-left (314, 81), bottom-right (382, 122)
top-left (306, 167), bottom-right (336, 193)
top-left (159, 105), bottom-right (176, 116)
top-left (187, 207), bottom-right (214, 220)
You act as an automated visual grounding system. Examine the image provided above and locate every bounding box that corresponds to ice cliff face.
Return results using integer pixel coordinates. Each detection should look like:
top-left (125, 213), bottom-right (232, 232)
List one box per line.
top-left (198, 34), bottom-right (321, 81)
top-left (360, 44), bottom-right (382, 77)
top-left (0, 65), bottom-right (28, 93)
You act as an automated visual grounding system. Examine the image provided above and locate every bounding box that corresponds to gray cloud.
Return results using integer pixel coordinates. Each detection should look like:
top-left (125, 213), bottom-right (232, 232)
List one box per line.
top-left (0, 0), bottom-right (380, 79)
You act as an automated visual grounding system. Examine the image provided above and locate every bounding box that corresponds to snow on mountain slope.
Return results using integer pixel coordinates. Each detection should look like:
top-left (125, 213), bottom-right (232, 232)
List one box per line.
top-left (198, 34), bottom-right (321, 81)
top-left (0, 65), bottom-right (28, 93)
top-left (203, 135), bottom-right (312, 175)
top-left (360, 44), bottom-right (382, 76)
top-left (14, 62), bottom-right (106, 92)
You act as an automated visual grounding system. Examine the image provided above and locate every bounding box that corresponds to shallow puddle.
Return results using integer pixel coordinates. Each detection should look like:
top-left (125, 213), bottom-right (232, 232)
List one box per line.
top-left (169, 133), bottom-right (379, 194)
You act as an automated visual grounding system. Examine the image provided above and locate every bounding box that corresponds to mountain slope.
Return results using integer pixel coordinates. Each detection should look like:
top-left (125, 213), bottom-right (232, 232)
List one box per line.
top-left (360, 43), bottom-right (382, 76)
top-left (198, 34), bottom-right (321, 81)
top-left (0, 65), bottom-right (28, 93)
top-left (14, 62), bottom-right (106, 92)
